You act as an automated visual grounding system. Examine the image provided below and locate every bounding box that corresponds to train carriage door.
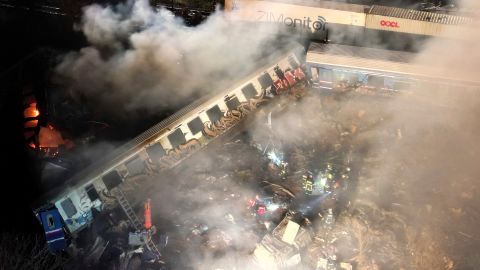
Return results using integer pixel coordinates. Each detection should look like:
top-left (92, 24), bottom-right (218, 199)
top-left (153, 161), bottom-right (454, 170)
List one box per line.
top-left (318, 68), bottom-right (333, 90)
top-left (384, 77), bottom-right (395, 94)
top-left (357, 72), bottom-right (368, 85)
top-left (393, 80), bottom-right (411, 92)
top-left (85, 184), bottom-right (100, 202)
top-left (38, 207), bottom-right (67, 253)
top-left (310, 67), bottom-right (319, 82)
top-left (367, 75), bottom-right (384, 91)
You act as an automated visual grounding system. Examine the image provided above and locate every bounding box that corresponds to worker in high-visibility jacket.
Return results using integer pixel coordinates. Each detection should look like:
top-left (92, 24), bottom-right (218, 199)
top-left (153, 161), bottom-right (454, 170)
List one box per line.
top-left (144, 198), bottom-right (152, 230)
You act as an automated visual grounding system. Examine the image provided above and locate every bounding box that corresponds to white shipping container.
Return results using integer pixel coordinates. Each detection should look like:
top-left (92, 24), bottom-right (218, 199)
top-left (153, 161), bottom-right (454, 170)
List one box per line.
top-left (225, 0), bottom-right (366, 32)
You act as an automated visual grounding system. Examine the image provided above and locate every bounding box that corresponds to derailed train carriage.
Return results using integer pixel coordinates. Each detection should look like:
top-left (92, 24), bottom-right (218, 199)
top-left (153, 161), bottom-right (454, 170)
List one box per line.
top-left (305, 42), bottom-right (480, 95)
top-left (224, 0), bottom-right (474, 47)
top-left (32, 44), bottom-right (307, 254)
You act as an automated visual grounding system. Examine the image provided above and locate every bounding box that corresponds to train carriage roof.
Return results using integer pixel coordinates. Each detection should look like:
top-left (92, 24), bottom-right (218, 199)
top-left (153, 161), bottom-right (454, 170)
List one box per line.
top-left (307, 43), bottom-right (480, 86)
top-left (368, 5), bottom-right (472, 25)
top-left (309, 42), bottom-right (415, 64)
top-left (32, 41), bottom-right (305, 207)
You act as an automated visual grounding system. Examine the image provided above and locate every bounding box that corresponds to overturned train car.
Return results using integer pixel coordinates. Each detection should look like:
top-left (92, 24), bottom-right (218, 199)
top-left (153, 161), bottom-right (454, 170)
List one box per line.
top-left (33, 44), bottom-right (307, 253)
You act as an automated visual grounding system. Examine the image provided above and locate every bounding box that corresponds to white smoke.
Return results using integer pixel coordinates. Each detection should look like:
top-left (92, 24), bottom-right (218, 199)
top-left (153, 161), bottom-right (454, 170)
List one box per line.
top-left (56, 0), bottom-right (293, 117)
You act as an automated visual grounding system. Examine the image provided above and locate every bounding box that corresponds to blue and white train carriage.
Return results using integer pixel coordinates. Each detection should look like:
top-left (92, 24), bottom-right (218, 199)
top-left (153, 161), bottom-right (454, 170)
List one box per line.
top-left (33, 44), bottom-right (307, 252)
top-left (306, 42), bottom-right (480, 95)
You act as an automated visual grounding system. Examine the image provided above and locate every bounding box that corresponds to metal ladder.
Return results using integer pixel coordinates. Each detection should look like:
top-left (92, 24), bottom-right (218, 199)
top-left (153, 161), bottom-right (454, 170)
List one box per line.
top-left (112, 188), bottom-right (162, 259)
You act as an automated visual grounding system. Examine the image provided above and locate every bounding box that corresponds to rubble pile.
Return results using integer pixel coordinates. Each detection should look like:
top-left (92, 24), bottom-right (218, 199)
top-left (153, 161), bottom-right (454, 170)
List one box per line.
top-left (71, 86), bottom-right (480, 270)
top-left (140, 91), bottom-right (392, 269)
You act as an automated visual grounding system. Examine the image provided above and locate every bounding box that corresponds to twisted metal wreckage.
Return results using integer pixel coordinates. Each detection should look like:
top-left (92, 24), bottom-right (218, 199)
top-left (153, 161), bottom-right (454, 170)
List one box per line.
top-left (33, 46), bottom-right (309, 268)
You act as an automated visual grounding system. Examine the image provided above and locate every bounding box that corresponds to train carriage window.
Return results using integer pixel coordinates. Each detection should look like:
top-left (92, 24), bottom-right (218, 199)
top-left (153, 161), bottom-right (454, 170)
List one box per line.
top-left (102, 170), bottom-right (123, 191)
top-left (241, 83), bottom-right (258, 99)
top-left (393, 80), bottom-right (411, 91)
top-left (288, 56), bottom-right (299, 69)
top-left (258, 73), bottom-right (274, 91)
top-left (85, 184), bottom-right (99, 202)
top-left (206, 105), bottom-right (223, 123)
top-left (348, 71), bottom-right (360, 83)
top-left (334, 70), bottom-right (348, 82)
top-left (46, 214), bottom-right (55, 229)
top-left (384, 77), bottom-right (395, 90)
top-left (319, 68), bottom-right (333, 82)
top-left (187, 117), bottom-right (204, 135)
top-left (167, 128), bottom-right (186, 148)
top-left (225, 96), bottom-right (240, 111)
top-left (357, 73), bottom-right (368, 84)
top-left (125, 156), bottom-right (145, 176)
top-left (367, 75), bottom-right (384, 88)
top-left (146, 143), bottom-right (166, 161)
top-left (60, 198), bottom-right (77, 218)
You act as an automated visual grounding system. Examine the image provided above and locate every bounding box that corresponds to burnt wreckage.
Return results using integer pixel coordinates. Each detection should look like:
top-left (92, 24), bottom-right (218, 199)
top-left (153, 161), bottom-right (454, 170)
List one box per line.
top-left (33, 45), bottom-right (308, 268)
top-left (33, 38), bottom-right (480, 268)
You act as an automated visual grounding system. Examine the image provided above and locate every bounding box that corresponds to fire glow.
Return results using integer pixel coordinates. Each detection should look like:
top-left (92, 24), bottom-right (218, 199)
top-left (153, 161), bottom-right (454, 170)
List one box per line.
top-left (24, 102), bottom-right (40, 118)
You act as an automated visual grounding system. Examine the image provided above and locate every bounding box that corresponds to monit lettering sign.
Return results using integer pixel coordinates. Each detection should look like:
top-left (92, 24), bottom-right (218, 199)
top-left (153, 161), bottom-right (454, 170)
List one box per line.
top-left (257, 11), bottom-right (327, 31)
top-left (380, 20), bottom-right (400, 28)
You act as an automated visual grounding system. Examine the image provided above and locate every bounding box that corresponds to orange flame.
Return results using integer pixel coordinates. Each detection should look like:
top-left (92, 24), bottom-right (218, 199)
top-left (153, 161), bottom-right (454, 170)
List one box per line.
top-left (39, 126), bottom-right (65, 148)
top-left (24, 120), bottom-right (38, 128)
top-left (24, 103), bottom-right (39, 118)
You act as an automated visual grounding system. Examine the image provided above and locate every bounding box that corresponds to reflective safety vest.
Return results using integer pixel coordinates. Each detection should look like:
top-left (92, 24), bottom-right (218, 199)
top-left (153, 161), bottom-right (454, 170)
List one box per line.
top-left (144, 199), bottom-right (152, 230)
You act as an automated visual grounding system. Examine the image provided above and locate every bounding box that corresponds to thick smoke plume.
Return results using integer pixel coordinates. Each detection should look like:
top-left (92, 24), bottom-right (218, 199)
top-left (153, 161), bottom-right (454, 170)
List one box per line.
top-left (56, 0), bottom-right (290, 117)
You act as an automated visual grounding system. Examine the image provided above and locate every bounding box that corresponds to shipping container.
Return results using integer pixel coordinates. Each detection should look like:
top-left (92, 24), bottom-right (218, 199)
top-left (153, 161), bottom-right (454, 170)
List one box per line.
top-left (365, 5), bottom-right (473, 38)
top-left (224, 0), bottom-right (474, 42)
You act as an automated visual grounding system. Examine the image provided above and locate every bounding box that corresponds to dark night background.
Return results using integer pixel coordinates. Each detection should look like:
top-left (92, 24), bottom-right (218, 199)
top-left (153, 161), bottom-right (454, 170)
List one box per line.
top-left (0, 6), bottom-right (84, 235)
